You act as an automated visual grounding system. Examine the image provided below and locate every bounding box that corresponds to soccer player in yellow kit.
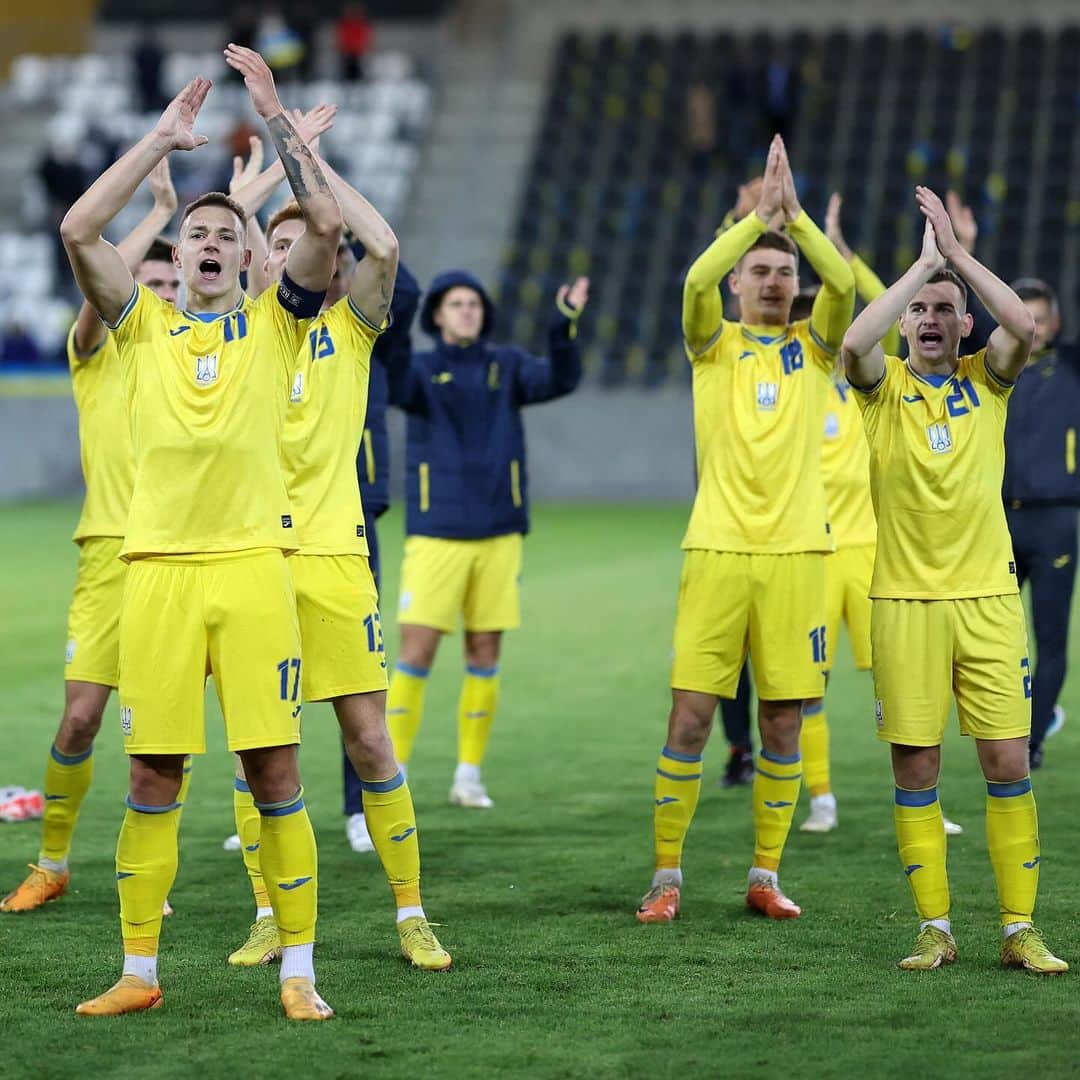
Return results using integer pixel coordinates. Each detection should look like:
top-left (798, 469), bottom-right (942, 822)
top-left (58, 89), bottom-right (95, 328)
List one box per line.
top-left (226, 162), bottom-right (449, 972)
top-left (842, 187), bottom-right (1067, 974)
top-left (63, 48), bottom-right (344, 1020)
top-left (636, 136), bottom-right (855, 924)
top-left (1, 160), bottom-right (182, 914)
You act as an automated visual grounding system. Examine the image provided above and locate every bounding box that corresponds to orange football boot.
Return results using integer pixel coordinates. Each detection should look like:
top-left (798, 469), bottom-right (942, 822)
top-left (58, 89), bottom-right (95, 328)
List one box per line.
top-left (281, 977), bottom-right (334, 1021)
top-left (747, 880), bottom-right (801, 919)
top-left (636, 882), bottom-right (681, 923)
top-left (1, 864), bottom-right (69, 913)
top-left (76, 976), bottom-right (163, 1016)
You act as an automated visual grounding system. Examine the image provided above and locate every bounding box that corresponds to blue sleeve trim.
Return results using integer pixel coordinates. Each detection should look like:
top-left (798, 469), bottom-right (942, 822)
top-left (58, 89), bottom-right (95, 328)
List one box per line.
top-left (761, 748), bottom-right (801, 766)
top-left (51, 743), bottom-right (93, 766)
top-left (396, 661), bottom-right (430, 678)
top-left (234, 777), bottom-right (251, 793)
top-left (849, 366), bottom-right (887, 396)
top-left (661, 746), bottom-right (703, 764)
top-left (348, 295), bottom-right (391, 334)
top-left (104, 285), bottom-right (140, 330)
top-left (984, 356), bottom-right (1017, 389)
top-left (808, 322), bottom-right (838, 357)
top-left (895, 786), bottom-right (939, 807)
top-left (125, 796), bottom-right (181, 814)
top-left (466, 664), bottom-right (499, 678)
top-left (360, 771), bottom-right (406, 794)
top-left (277, 272), bottom-right (326, 319)
top-left (987, 778), bottom-right (1032, 798)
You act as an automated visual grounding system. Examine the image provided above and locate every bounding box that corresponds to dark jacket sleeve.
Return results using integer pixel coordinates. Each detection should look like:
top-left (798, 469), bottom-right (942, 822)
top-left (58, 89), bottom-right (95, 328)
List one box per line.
top-left (514, 306), bottom-right (583, 405)
top-left (380, 266), bottom-right (427, 414)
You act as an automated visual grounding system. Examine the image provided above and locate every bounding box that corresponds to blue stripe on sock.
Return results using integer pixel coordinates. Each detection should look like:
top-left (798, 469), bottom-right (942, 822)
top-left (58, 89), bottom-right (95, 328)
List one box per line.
top-left (895, 786), bottom-right (939, 807)
top-left (987, 778), bottom-right (1032, 798)
top-left (51, 743), bottom-right (93, 766)
top-left (661, 746), bottom-right (703, 764)
top-left (234, 777), bottom-right (251, 793)
top-left (361, 771), bottom-right (405, 794)
top-left (125, 796), bottom-right (181, 814)
top-left (466, 664), bottom-right (499, 678)
top-left (396, 661), bottom-right (430, 678)
top-left (656, 768), bottom-right (702, 782)
top-left (760, 748), bottom-right (801, 766)
top-left (254, 789), bottom-right (305, 817)
top-left (801, 701), bottom-right (825, 717)
top-left (755, 767), bottom-right (803, 782)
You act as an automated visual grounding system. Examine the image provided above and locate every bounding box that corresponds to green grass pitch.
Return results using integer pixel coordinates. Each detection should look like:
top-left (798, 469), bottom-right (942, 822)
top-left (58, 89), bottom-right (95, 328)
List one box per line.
top-left (2, 501), bottom-right (1080, 1079)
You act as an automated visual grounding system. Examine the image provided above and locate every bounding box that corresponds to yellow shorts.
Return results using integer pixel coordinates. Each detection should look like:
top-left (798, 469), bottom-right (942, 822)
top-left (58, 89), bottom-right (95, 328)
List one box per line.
top-left (290, 554), bottom-right (388, 701)
top-left (398, 533), bottom-right (523, 633)
top-left (825, 544), bottom-right (874, 672)
top-left (65, 537), bottom-right (126, 687)
top-left (118, 549), bottom-right (302, 755)
top-left (871, 594), bottom-right (1031, 746)
top-left (671, 550), bottom-right (826, 701)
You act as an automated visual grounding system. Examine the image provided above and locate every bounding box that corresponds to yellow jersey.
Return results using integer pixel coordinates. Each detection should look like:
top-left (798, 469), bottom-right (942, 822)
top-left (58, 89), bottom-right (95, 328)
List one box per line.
top-left (110, 284), bottom-right (308, 560)
top-left (282, 297), bottom-right (382, 555)
top-left (854, 350), bottom-right (1018, 599)
top-left (821, 378), bottom-right (876, 549)
top-left (68, 325), bottom-right (134, 542)
top-left (683, 319), bottom-right (837, 554)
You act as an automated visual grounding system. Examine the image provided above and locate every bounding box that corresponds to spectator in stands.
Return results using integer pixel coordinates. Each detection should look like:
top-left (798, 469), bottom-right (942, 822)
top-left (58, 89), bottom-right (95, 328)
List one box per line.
top-left (1002, 278), bottom-right (1079, 770)
top-left (336, 3), bottom-right (375, 82)
top-left (38, 126), bottom-right (88, 300)
top-left (686, 83), bottom-right (718, 179)
top-left (256, 8), bottom-right (306, 80)
top-left (0, 322), bottom-right (43, 368)
top-left (132, 30), bottom-right (166, 114)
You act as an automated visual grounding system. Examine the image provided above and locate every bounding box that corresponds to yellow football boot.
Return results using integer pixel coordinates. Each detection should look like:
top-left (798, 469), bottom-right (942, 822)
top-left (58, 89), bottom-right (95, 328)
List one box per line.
top-left (280, 977), bottom-right (334, 1021)
top-left (1001, 927), bottom-right (1069, 974)
top-left (898, 925), bottom-right (957, 970)
top-left (228, 916), bottom-right (282, 966)
top-left (398, 916), bottom-right (452, 971)
top-left (76, 975), bottom-right (162, 1016)
top-left (1, 863), bottom-right (69, 913)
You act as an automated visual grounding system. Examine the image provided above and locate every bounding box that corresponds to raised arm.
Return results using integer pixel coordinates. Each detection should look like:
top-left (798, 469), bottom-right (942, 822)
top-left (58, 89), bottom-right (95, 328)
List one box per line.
top-left (314, 154), bottom-right (399, 327)
top-left (842, 218), bottom-right (945, 388)
top-left (917, 186), bottom-right (1034, 382)
top-left (224, 45), bottom-right (342, 292)
top-left (71, 157), bottom-right (178, 355)
top-left (61, 78), bottom-right (210, 325)
top-left (228, 137), bottom-right (271, 296)
top-left (517, 278), bottom-right (589, 404)
top-left (682, 141), bottom-right (785, 352)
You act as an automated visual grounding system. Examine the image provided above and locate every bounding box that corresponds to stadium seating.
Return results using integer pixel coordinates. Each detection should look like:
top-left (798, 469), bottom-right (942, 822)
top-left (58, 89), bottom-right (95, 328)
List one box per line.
top-left (0, 48), bottom-right (432, 363)
top-left (497, 26), bottom-right (1080, 385)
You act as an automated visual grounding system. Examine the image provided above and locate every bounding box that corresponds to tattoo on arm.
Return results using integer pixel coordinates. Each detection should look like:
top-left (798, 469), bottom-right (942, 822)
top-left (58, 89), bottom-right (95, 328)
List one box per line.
top-left (265, 113), bottom-right (331, 202)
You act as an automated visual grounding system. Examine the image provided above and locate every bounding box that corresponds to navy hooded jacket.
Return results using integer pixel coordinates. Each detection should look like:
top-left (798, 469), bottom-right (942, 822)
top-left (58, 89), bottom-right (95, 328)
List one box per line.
top-left (383, 269), bottom-right (582, 539)
top-left (356, 261), bottom-right (421, 517)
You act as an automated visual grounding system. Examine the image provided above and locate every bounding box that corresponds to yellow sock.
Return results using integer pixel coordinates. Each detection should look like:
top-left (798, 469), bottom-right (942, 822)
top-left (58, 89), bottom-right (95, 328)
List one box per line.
top-left (40, 743), bottom-right (94, 865)
top-left (986, 777), bottom-right (1039, 926)
top-left (800, 702), bottom-right (831, 797)
top-left (457, 665), bottom-right (500, 767)
top-left (386, 662), bottom-right (430, 765)
top-left (234, 778), bottom-right (270, 911)
top-left (255, 789), bottom-right (318, 947)
top-left (752, 749), bottom-right (801, 872)
top-left (117, 795), bottom-right (182, 954)
top-left (895, 786), bottom-right (950, 921)
top-left (362, 770), bottom-right (422, 911)
top-left (654, 747), bottom-right (703, 872)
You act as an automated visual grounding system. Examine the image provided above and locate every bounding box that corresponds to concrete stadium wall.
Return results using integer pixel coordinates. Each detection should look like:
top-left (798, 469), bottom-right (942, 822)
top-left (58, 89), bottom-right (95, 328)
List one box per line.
top-left (1, 388), bottom-right (696, 505)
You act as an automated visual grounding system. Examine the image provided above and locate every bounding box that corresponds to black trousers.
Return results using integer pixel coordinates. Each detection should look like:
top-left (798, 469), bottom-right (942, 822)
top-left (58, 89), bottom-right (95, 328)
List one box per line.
top-left (1006, 504), bottom-right (1079, 749)
top-left (342, 505), bottom-right (383, 816)
top-left (718, 662), bottom-right (754, 751)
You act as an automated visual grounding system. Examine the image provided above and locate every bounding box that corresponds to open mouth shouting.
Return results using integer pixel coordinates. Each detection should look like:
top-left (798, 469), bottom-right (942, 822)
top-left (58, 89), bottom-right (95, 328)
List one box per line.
top-left (199, 258), bottom-right (223, 282)
top-left (918, 329), bottom-right (944, 350)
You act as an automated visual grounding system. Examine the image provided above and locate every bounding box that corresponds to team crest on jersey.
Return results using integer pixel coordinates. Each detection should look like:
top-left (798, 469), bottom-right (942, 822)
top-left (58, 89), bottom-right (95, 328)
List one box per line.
top-left (120, 706), bottom-right (133, 737)
top-left (874, 700), bottom-right (884, 730)
top-left (290, 371), bottom-right (304, 403)
top-left (926, 422), bottom-right (953, 454)
top-left (65, 639), bottom-right (76, 664)
top-left (756, 381), bottom-right (779, 411)
top-left (824, 411), bottom-right (840, 439)
top-left (195, 354), bottom-right (219, 386)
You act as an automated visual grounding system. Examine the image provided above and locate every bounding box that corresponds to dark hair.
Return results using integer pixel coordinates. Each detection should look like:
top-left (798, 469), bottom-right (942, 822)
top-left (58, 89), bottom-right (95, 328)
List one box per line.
top-left (266, 199), bottom-right (304, 244)
top-left (179, 191), bottom-right (248, 233)
top-left (1011, 277), bottom-right (1059, 310)
top-left (925, 269), bottom-right (968, 311)
top-left (142, 237), bottom-right (174, 264)
top-left (741, 230), bottom-right (799, 263)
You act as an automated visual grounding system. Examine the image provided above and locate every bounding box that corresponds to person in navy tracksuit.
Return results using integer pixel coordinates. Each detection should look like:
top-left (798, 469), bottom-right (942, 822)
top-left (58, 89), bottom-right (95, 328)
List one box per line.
top-left (380, 269), bottom-right (588, 808)
top-left (1003, 279), bottom-right (1080, 769)
top-left (341, 259), bottom-right (421, 852)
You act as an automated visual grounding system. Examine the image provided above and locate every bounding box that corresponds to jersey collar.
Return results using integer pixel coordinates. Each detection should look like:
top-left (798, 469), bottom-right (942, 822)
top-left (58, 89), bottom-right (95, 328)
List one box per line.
top-left (182, 294), bottom-right (246, 323)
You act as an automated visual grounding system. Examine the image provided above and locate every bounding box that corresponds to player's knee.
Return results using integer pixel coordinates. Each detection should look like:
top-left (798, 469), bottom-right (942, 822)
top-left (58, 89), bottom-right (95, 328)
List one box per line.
top-left (978, 739), bottom-right (1030, 783)
top-left (239, 746), bottom-right (301, 805)
top-left (890, 744), bottom-right (940, 790)
top-left (667, 696), bottom-right (714, 750)
top-left (759, 699), bottom-right (802, 742)
top-left (400, 626), bottom-right (440, 670)
top-left (464, 631), bottom-right (501, 669)
top-left (58, 702), bottom-right (104, 751)
top-left (128, 755), bottom-right (184, 805)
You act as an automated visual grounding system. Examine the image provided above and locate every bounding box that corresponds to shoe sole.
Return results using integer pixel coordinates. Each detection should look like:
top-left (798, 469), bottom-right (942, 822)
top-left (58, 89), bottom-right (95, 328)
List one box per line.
top-left (799, 821), bottom-right (837, 833)
top-left (1003, 958), bottom-right (1068, 975)
top-left (636, 909), bottom-right (678, 923)
top-left (228, 948), bottom-right (281, 967)
top-left (0, 889), bottom-right (67, 913)
top-left (899, 952), bottom-right (956, 970)
top-left (403, 953), bottom-right (453, 971)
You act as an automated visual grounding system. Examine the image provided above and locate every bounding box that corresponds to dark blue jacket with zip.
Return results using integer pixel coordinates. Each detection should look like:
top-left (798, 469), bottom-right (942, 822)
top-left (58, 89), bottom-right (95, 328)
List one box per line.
top-left (1003, 341), bottom-right (1080, 506)
top-left (384, 269), bottom-right (582, 539)
top-left (356, 261), bottom-right (421, 517)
